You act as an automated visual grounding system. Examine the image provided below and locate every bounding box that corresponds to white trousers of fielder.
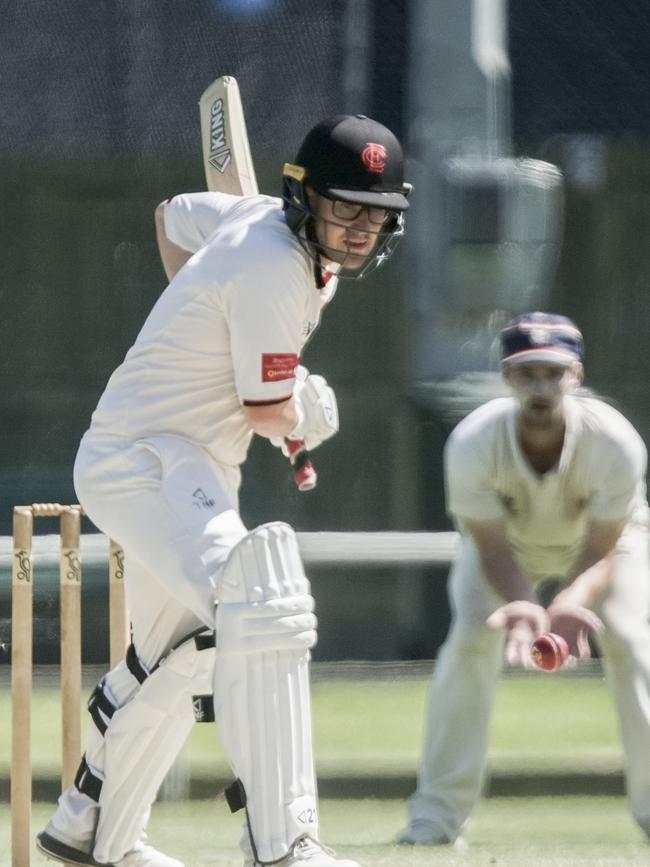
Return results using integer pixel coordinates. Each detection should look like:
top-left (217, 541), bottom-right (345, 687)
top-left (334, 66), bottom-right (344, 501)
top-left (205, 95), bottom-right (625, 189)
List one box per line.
top-left (407, 527), bottom-right (650, 841)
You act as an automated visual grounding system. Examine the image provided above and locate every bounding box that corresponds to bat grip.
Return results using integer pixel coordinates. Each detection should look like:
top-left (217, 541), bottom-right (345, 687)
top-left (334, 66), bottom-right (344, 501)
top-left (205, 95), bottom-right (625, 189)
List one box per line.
top-left (284, 439), bottom-right (317, 492)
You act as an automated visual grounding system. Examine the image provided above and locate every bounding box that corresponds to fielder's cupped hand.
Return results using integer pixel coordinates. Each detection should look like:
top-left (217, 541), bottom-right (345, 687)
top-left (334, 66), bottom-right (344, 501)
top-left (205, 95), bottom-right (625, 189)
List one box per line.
top-left (546, 601), bottom-right (604, 659)
top-left (486, 600), bottom-right (550, 669)
top-left (487, 599), bottom-right (604, 667)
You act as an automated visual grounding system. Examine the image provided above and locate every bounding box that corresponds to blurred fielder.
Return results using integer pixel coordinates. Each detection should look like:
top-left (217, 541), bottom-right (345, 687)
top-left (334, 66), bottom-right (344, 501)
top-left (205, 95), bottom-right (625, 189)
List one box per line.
top-left (397, 312), bottom-right (650, 847)
top-left (36, 114), bottom-right (411, 867)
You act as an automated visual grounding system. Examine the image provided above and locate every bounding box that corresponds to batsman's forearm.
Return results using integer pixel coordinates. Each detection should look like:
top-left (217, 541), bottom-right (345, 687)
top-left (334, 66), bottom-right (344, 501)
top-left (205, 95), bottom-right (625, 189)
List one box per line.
top-left (244, 398), bottom-right (299, 439)
top-left (155, 202), bottom-right (193, 281)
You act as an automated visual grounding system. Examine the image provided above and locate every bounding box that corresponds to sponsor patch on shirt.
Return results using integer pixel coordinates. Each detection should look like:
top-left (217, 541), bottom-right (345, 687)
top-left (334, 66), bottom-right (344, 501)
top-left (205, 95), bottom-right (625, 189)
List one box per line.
top-left (261, 353), bottom-right (300, 382)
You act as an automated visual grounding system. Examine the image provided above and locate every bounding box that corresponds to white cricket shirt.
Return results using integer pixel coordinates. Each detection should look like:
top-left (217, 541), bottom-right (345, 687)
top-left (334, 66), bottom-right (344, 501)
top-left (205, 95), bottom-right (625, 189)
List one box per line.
top-left (445, 395), bottom-right (649, 579)
top-left (89, 192), bottom-right (337, 466)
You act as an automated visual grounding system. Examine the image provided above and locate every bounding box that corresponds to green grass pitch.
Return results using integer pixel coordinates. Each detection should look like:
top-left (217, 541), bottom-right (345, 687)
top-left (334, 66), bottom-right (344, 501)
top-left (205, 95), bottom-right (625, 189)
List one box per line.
top-left (0, 669), bottom-right (624, 779)
top-left (1, 669), bottom-right (642, 865)
top-left (0, 796), bottom-right (647, 866)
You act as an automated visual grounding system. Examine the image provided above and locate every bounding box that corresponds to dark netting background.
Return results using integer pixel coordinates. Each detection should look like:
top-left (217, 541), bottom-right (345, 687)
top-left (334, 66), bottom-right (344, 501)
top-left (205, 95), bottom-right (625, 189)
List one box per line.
top-left (0, 0), bottom-right (649, 662)
top-left (0, 0), bottom-right (415, 539)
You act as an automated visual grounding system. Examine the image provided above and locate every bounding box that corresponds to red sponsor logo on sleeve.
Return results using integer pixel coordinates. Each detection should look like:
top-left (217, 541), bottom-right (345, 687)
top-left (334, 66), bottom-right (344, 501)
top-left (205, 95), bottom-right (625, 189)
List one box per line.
top-left (261, 353), bottom-right (300, 382)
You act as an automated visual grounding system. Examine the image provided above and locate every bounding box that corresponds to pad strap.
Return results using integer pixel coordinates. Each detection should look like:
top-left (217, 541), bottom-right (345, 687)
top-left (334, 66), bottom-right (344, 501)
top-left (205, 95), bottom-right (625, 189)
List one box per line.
top-left (224, 778), bottom-right (247, 813)
top-left (74, 754), bottom-right (103, 802)
top-left (126, 630), bottom-right (216, 684)
top-left (194, 631), bottom-right (216, 651)
top-left (126, 643), bottom-right (149, 684)
top-left (88, 680), bottom-right (117, 737)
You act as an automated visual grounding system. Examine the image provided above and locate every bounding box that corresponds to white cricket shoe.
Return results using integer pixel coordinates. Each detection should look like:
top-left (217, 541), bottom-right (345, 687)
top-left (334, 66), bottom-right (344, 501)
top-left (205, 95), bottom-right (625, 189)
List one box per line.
top-left (394, 819), bottom-right (466, 848)
top-left (37, 828), bottom-right (184, 867)
top-left (115, 841), bottom-right (185, 867)
top-left (243, 835), bottom-right (361, 867)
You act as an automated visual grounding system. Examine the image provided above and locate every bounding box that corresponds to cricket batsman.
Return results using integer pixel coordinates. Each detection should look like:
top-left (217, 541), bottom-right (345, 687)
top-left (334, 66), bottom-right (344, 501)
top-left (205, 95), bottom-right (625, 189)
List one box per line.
top-left (397, 312), bottom-right (650, 847)
top-left (37, 114), bottom-right (411, 867)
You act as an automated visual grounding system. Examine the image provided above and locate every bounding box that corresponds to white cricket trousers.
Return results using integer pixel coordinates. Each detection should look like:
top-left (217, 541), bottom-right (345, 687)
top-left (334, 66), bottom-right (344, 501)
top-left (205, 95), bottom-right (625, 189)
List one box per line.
top-left (408, 527), bottom-right (650, 840)
top-left (46, 432), bottom-right (249, 862)
top-left (74, 431), bottom-right (247, 666)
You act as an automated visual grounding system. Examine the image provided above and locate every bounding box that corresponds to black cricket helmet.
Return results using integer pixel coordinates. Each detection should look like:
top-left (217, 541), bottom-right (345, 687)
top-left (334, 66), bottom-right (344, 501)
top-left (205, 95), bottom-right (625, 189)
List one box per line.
top-left (283, 114), bottom-right (412, 276)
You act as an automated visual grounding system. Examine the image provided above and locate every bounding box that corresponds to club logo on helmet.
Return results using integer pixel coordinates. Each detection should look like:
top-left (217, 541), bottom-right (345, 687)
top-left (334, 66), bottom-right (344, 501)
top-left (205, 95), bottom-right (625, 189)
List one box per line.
top-left (361, 143), bottom-right (387, 174)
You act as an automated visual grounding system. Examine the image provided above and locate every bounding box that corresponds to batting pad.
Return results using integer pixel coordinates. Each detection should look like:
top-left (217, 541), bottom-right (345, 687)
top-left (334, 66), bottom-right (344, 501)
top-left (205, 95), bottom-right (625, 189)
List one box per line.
top-left (214, 522), bottom-right (319, 863)
top-left (92, 639), bottom-right (214, 863)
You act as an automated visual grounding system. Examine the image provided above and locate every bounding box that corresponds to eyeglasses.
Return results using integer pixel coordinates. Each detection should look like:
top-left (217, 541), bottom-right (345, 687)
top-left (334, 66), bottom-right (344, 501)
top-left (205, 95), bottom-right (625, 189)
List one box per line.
top-left (330, 199), bottom-right (394, 225)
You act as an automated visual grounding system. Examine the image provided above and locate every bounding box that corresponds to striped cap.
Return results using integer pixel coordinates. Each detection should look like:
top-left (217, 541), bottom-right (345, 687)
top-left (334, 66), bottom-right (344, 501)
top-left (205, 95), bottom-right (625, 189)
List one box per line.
top-left (500, 313), bottom-right (584, 366)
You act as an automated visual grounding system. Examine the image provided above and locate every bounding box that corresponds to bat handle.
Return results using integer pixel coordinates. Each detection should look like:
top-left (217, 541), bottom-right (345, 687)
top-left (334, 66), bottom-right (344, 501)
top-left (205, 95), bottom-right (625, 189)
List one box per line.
top-left (284, 439), bottom-right (317, 492)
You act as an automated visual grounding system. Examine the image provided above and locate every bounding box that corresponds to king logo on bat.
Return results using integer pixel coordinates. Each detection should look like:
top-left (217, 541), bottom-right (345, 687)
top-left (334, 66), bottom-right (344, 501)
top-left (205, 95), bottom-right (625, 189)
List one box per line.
top-left (208, 98), bottom-right (231, 173)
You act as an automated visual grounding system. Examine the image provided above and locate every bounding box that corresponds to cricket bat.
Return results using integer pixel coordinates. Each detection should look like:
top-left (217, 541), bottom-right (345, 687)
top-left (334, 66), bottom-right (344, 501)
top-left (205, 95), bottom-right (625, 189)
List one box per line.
top-left (199, 76), bottom-right (317, 492)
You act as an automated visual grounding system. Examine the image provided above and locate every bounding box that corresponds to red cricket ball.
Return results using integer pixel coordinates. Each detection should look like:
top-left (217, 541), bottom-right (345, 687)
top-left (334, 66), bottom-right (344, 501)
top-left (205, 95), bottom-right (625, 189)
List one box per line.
top-left (531, 632), bottom-right (570, 672)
